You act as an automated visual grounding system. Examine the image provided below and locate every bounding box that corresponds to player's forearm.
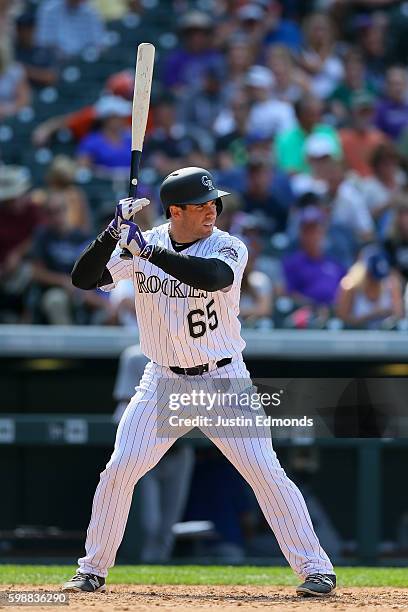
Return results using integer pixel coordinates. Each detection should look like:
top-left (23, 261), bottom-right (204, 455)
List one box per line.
top-left (149, 247), bottom-right (234, 292)
top-left (71, 228), bottom-right (117, 290)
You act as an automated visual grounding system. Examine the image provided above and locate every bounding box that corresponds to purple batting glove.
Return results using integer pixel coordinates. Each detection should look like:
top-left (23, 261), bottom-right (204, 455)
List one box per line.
top-left (119, 221), bottom-right (154, 260)
top-left (108, 197), bottom-right (150, 240)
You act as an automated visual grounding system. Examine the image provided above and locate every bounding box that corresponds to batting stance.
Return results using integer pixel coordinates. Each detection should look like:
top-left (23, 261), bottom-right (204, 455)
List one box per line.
top-left (63, 167), bottom-right (336, 597)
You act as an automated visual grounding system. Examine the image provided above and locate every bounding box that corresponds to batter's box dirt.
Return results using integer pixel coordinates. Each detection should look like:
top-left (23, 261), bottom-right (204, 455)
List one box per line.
top-left (3, 585), bottom-right (407, 612)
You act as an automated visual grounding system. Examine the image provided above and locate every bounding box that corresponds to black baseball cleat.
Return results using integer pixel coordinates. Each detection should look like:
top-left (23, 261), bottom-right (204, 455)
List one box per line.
top-left (296, 573), bottom-right (336, 597)
top-left (62, 572), bottom-right (106, 593)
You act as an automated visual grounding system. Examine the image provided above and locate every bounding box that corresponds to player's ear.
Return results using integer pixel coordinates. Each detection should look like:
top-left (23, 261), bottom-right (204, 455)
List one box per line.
top-left (169, 205), bottom-right (183, 219)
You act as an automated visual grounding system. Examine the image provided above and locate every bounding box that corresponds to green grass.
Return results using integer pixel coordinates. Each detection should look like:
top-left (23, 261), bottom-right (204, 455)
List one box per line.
top-left (0, 566), bottom-right (407, 587)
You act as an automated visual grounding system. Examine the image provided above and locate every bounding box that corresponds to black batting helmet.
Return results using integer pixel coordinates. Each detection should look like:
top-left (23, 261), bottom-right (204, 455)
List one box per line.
top-left (160, 167), bottom-right (230, 218)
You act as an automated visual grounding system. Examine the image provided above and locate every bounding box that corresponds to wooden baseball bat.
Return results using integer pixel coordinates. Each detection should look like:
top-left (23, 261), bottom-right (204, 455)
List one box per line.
top-left (120, 42), bottom-right (155, 259)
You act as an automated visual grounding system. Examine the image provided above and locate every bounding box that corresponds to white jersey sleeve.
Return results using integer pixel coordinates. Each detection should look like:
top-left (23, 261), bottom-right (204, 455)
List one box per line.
top-left (99, 246), bottom-right (133, 292)
top-left (100, 229), bottom-right (156, 292)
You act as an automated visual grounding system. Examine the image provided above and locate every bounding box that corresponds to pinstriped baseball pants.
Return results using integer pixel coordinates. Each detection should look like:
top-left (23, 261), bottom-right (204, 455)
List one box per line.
top-left (78, 358), bottom-right (334, 579)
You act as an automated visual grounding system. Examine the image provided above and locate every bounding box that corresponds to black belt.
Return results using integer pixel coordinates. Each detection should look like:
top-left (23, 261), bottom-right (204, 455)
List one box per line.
top-left (169, 357), bottom-right (232, 376)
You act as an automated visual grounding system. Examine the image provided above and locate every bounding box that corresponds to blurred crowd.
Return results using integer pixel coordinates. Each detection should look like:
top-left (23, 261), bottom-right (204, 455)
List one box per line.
top-left (2, 0), bottom-right (408, 330)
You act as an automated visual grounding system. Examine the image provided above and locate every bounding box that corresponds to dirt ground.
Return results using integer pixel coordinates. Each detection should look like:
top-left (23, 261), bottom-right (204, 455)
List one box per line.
top-left (1, 585), bottom-right (408, 612)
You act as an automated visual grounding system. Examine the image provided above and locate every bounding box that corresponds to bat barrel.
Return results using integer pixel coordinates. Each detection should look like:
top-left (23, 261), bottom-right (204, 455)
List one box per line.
top-left (120, 42), bottom-right (155, 260)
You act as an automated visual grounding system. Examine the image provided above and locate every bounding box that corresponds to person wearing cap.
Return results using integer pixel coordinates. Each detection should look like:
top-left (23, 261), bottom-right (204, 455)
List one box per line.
top-left (336, 247), bottom-right (403, 329)
top-left (339, 91), bottom-right (388, 178)
top-left (0, 165), bottom-right (42, 322)
top-left (237, 3), bottom-right (265, 39)
top-left (232, 2), bottom-right (274, 68)
top-left (275, 94), bottom-right (341, 174)
top-left (64, 167), bottom-right (337, 596)
top-left (161, 11), bottom-right (224, 92)
top-left (76, 95), bottom-right (132, 174)
top-left (32, 71), bottom-right (138, 147)
top-left (305, 132), bottom-right (375, 243)
top-left (282, 205), bottom-right (346, 313)
top-left (245, 65), bottom-right (296, 138)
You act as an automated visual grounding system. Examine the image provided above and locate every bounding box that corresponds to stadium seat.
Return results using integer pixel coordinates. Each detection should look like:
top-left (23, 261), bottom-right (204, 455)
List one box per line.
top-left (78, 175), bottom-right (118, 216)
top-left (21, 148), bottom-right (54, 184)
top-left (0, 113), bottom-right (36, 165)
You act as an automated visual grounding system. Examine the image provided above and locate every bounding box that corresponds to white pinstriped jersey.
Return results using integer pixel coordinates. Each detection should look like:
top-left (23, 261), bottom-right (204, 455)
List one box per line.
top-left (101, 222), bottom-right (248, 367)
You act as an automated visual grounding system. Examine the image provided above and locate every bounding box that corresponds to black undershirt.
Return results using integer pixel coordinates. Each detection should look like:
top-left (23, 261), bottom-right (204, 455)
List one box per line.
top-left (71, 228), bottom-right (234, 293)
top-left (170, 236), bottom-right (199, 252)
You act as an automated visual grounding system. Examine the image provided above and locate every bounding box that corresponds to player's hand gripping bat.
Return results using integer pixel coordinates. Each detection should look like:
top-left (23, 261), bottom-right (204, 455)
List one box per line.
top-left (120, 42), bottom-right (155, 259)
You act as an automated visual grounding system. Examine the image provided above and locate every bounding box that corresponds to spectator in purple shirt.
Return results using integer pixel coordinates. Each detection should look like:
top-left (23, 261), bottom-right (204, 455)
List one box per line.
top-left (374, 66), bottom-right (408, 140)
top-left (161, 11), bottom-right (224, 93)
top-left (76, 95), bottom-right (132, 175)
top-left (283, 206), bottom-right (346, 308)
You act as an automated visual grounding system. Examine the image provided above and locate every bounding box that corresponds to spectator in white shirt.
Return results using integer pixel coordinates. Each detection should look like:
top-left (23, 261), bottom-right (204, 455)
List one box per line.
top-left (35, 0), bottom-right (105, 59)
top-left (245, 65), bottom-right (296, 138)
top-left (305, 133), bottom-right (375, 243)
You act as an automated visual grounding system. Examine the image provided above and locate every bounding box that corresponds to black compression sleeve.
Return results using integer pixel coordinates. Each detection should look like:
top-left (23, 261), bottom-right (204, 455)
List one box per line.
top-left (71, 228), bottom-right (117, 290)
top-left (148, 246), bottom-right (234, 291)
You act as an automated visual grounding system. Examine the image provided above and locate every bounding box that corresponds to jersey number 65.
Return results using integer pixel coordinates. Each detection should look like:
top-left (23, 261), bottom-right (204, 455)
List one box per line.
top-left (187, 299), bottom-right (219, 338)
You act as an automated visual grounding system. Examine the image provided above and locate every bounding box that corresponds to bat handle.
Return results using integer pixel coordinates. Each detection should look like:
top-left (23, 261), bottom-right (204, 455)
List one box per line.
top-left (120, 150), bottom-right (141, 260)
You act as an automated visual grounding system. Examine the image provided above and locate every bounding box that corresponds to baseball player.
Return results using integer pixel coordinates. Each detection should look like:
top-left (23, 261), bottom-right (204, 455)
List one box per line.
top-left (63, 167), bottom-right (336, 597)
